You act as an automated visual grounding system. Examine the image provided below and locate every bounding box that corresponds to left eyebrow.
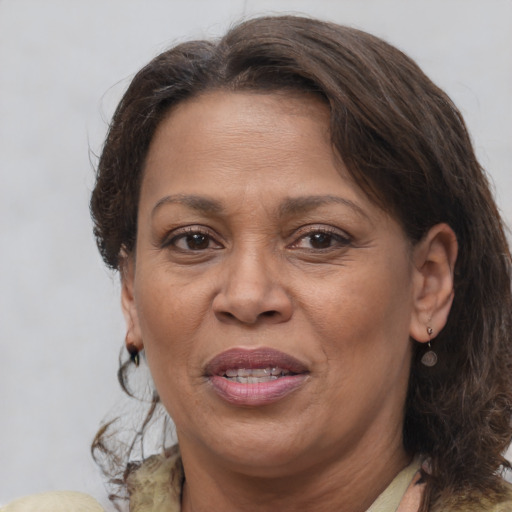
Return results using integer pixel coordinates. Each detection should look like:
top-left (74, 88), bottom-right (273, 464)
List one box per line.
top-left (278, 195), bottom-right (369, 220)
top-left (151, 194), bottom-right (224, 218)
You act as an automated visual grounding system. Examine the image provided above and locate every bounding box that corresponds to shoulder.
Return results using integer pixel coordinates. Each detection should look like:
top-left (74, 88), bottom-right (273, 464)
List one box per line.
top-left (485, 481), bottom-right (512, 512)
top-left (127, 446), bottom-right (183, 512)
top-left (471, 480), bottom-right (512, 512)
top-left (1, 491), bottom-right (104, 512)
top-left (433, 481), bottom-right (512, 512)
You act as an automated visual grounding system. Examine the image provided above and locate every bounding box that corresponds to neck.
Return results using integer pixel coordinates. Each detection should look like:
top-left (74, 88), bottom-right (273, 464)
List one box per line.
top-left (179, 430), bottom-right (409, 512)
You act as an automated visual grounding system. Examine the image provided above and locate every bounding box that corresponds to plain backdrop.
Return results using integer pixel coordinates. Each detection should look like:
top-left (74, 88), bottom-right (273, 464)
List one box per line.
top-left (1, 0), bottom-right (511, 508)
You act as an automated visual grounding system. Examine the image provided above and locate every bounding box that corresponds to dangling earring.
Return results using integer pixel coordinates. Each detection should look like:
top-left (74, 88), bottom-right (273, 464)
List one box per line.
top-left (127, 344), bottom-right (140, 367)
top-left (421, 326), bottom-right (437, 367)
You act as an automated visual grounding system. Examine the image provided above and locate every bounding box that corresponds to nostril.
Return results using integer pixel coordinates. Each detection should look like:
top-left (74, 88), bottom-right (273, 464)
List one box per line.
top-left (216, 309), bottom-right (281, 325)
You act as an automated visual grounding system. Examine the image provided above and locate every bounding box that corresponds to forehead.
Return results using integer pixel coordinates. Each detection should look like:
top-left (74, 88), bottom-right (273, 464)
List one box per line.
top-left (141, 91), bottom-right (346, 196)
top-left (152, 91), bottom-right (331, 157)
top-left (164, 89), bottom-right (331, 133)
top-left (137, 90), bottom-right (404, 242)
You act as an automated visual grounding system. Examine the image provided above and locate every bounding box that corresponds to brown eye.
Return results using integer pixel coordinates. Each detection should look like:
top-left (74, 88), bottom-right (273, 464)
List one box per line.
top-left (167, 229), bottom-right (223, 252)
top-left (184, 233), bottom-right (210, 250)
top-left (291, 228), bottom-right (351, 251)
top-left (308, 233), bottom-right (333, 249)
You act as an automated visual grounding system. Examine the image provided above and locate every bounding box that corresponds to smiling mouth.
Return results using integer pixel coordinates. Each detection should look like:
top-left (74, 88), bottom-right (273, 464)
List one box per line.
top-left (222, 367), bottom-right (294, 383)
top-left (205, 348), bottom-right (308, 406)
top-left (205, 347), bottom-right (307, 377)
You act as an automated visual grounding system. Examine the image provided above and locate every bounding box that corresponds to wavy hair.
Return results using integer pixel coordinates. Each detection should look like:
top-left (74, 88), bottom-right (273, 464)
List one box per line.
top-left (90, 15), bottom-right (512, 510)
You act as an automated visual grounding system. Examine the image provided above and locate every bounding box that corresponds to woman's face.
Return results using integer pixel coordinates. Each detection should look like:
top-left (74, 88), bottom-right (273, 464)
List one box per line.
top-left (124, 91), bottom-right (420, 476)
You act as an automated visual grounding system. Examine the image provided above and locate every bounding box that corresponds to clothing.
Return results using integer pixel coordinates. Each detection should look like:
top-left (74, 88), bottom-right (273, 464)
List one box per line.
top-left (126, 449), bottom-right (424, 512)
top-left (0, 491), bottom-right (104, 512)
top-left (2, 450), bottom-right (511, 511)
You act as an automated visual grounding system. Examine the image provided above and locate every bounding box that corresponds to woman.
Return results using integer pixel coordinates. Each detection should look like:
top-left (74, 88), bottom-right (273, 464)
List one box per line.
top-left (3, 15), bottom-right (511, 512)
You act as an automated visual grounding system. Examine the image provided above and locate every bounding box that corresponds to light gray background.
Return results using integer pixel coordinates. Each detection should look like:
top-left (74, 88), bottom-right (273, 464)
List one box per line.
top-left (1, 0), bottom-right (511, 508)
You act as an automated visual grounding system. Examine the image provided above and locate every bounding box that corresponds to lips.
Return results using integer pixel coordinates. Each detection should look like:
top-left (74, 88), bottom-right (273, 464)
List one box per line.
top-left (205, 348), bottom-right (309, 406)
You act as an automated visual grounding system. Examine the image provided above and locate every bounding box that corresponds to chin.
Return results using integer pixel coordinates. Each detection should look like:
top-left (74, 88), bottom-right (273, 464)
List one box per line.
top-left (217, 442), bottom-right (311, 477)
top-left (206, 417), bottom-right (324, 474)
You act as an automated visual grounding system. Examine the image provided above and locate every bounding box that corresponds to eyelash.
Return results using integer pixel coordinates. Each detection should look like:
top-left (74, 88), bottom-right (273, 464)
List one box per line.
top-left (288, 226), bottom-right (352, 251)
top-left (162, 225), bottom-right (352, 253)
top-left (163, 226), bottom-right (222, 252)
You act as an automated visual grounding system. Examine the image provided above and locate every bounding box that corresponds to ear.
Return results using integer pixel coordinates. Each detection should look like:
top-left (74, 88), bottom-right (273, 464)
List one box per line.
top-left (409, 223), bottom-right (458, 343)
top-left (120, 251), bottom-right (143, 352)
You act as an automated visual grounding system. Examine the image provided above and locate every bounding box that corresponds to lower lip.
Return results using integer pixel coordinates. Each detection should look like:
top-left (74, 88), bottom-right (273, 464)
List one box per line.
top-left (208, 374), bottom-right (308, 406)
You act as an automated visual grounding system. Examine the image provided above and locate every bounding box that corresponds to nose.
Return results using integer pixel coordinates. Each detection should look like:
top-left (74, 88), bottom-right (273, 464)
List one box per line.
top-left (212, 249), bottom-right (293, 326)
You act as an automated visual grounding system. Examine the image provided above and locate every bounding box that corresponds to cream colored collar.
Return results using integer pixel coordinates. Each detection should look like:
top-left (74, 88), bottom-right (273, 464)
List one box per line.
top-left (127, 447), bottom-right (423, 512)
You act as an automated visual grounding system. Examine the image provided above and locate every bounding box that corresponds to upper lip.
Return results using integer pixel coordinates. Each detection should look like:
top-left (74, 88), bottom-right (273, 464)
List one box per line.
top-left (204, 347), bottom-right (309, 376)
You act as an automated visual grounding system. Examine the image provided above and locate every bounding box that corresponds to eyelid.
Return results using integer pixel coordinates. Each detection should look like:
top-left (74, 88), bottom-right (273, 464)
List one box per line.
top-left (161, 225), bottom-right (224, 250)
top-left (287, 224), bottom-right (353, 249)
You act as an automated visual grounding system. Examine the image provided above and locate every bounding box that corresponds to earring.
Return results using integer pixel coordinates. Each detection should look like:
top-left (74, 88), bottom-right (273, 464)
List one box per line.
top-left (421, 326), bottom-right (437, 367)
top-left (127, 344), bottom-right (140, 367)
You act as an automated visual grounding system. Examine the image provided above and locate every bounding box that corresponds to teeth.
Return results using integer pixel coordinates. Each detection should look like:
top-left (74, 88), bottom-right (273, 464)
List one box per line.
top-left (223, 367), bottom-right (290, 380)
top-left (251, 368), bottom-right (270, 377)
top-left (235, 376), bottom-right (278, 383)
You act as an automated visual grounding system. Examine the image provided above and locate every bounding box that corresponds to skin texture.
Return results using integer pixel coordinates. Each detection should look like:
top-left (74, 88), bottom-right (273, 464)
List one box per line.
top-left (121, 91), bottom-right (457, 512)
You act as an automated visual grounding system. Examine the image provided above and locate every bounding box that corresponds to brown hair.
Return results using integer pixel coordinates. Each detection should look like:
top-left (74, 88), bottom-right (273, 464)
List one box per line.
top-left (90, 15), bottom-right (512, 510)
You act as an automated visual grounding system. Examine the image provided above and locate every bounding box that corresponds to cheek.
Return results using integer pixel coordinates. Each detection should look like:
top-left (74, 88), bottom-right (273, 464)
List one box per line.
top-left (299, 255), bottom-right (414, 361)
top-left (136, 284), bottom-right (227, 432)
top-left (133, 269), bottom-right (213, 387)
top-left (302, 262), bottom-right (414, 427)
top-left (135, 279), bottom-right (204, 421)
top-left (136, 267), bottom-right (210, 338)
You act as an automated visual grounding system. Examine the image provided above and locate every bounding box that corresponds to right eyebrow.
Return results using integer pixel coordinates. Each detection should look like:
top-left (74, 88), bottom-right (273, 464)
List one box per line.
top-left (151, 194), bottom-right (224, 218)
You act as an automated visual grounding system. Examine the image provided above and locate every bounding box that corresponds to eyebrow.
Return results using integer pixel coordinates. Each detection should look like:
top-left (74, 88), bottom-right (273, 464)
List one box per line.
top-left (152, 194), bottom-right (224, 217)
top-left (151, 193), bottom-right (368, 220)
top-left (279, 195), bottom-right (368, 220)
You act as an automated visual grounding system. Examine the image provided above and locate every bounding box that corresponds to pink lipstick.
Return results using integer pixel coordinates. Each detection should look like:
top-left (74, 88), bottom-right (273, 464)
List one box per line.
top-left (205, 348), bottom-right (309, 406)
